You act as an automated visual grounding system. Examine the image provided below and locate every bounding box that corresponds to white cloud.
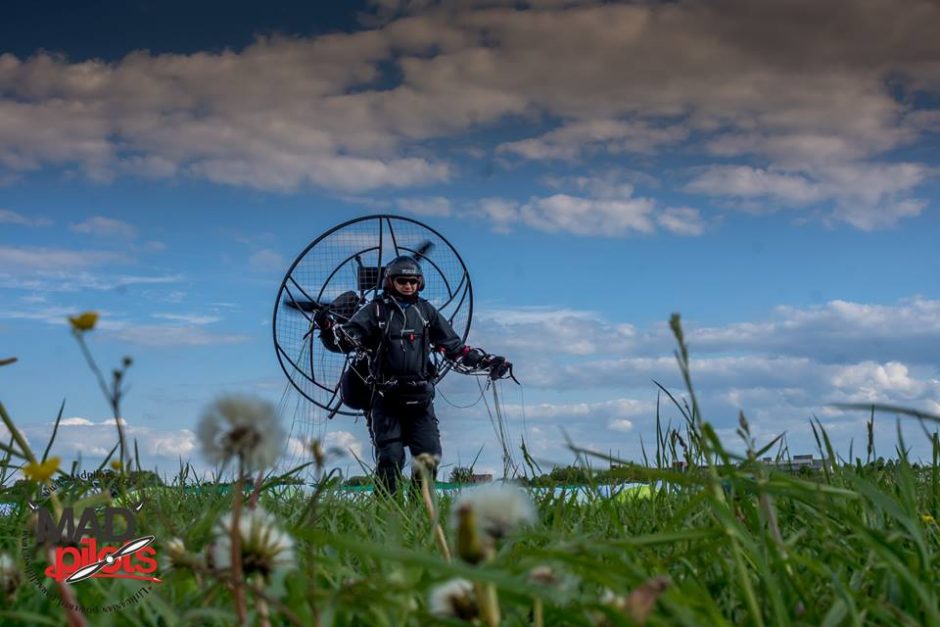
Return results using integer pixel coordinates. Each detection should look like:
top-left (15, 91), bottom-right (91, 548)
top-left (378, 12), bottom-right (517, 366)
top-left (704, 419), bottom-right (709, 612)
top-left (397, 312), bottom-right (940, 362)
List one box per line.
top-left (324, 430), bottom-right (364, 460)
top-left (0, 208), bottom-right (51, 226)
top-left (689, 297), bottom-right (940, 364)
top-left (248, 249), bottom-right (285, 272)
top-left (109, 325), bottom-right (250, 347)
top-left (70, 215), bottom-right (138, 239)
top-left (608, 419), bottom-right (634, 432)
top-left (830, 361), bottom-right (929, 401)
top-left (520, 193), bottom-right (657, 236)
top-left (685, 162), bottom-right (931, 229)
top-left (498, 119), bottom-right (689, 160)
top-left (147, 429), bottom-right (197, 457)
top-left (685, 166), bottom-right (824, 205)
top-left (506, 398), bottom-right (650, 421)
top-left (0, 246), bottom-right (127, 271)
top-left (152, 313), bottom-right (222, 325)
top-left (396, 196), bottom-right (453, 216)
top-left (0, 0), bottom-right (935, 209)
top-left (474, 307), bottom-right (635, 356)
top-left (468, 175), bottom-right (704, 237)
top-left (13, 418), bottom-right (202, 474)
top-left (0, 270), bottom-right (182, 293)
top-left (656, 206), bottom-right (705, 236)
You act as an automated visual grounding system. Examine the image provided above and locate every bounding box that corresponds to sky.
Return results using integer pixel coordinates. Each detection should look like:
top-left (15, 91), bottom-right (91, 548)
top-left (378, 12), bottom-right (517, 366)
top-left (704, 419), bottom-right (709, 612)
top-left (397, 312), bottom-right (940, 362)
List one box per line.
top-left (1, 0), bottom-right (939, 481)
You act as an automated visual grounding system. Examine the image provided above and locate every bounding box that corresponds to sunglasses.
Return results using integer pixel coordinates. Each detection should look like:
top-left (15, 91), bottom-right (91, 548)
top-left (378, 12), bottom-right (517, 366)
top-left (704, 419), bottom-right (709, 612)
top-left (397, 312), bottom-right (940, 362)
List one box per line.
top-left (393, 277), bottom-right (420, 286)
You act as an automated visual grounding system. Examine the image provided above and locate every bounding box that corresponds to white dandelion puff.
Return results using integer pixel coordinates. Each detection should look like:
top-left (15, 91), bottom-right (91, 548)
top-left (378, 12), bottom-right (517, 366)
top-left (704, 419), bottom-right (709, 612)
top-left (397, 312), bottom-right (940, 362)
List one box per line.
top-left (411, 452), bottom-right (441, 478)
top-left (197, 394), bottom-right (285, 471)
top-left (160, 537), bottom-right (191, 571)
top-left (0, 553), bottom-right (20, 597)
top-left (452, 483), bottom-right (537, 540)
top-left (428, 578), bottom-right (478, 619)
top-left (212, 507), bottom-right (295, 580)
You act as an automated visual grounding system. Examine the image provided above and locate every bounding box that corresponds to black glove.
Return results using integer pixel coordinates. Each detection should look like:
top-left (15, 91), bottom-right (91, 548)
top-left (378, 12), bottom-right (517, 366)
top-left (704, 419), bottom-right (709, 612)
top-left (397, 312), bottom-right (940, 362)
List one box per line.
top-left (482, 355), bottom-right (511, 380)
top-left (313, 308), bottom-right (334, 330)
top-left (461, 347), bottom-right (487, 368)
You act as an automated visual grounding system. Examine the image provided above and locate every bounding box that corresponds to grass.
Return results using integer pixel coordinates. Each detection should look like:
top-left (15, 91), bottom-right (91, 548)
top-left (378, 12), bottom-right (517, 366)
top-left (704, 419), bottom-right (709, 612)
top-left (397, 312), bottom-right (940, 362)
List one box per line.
top-left (0, 313), bottom-right (938, 625)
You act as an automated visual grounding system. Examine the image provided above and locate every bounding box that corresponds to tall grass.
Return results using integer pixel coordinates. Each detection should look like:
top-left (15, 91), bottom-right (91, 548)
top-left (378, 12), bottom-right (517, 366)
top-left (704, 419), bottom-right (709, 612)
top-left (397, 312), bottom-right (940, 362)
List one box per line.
top-left (0, 314), bottom-right (938, 625)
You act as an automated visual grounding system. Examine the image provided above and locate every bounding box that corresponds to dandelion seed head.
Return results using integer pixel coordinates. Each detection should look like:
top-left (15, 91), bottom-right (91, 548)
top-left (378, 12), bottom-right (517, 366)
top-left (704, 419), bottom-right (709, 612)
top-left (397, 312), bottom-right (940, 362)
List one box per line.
top-left (160, 537), bottom-right (193, 571)
top-left (197, 394), bottom-right (285, 471)
top-left (452, 483), bottom-right (536, 540)
top-left (212, 507), bottom-right (295, 580)
top-left (428, 578), bottom-right (477, 619)
top-left (0, 553), bottom-right (20, 597)
top-left (411, 452), bottom-right (440, 478)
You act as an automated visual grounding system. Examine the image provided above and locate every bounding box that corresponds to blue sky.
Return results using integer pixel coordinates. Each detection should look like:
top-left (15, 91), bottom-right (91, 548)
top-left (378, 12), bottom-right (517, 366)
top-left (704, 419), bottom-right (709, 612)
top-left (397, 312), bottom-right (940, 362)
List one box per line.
top-left (2, 0), bottom-right (939, 479)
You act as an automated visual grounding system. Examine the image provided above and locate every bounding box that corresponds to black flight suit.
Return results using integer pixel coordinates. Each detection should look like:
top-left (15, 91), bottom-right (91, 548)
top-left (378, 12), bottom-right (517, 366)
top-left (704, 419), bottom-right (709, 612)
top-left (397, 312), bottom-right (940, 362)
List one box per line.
top-left (337, 292), bottom-right (467, 494)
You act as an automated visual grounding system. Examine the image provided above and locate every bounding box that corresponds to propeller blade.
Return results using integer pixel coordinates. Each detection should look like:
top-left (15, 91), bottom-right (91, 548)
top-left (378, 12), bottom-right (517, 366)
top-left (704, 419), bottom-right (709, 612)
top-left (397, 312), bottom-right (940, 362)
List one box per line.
top-left (411, 240), bottom-right (434, 261)
top-left (113, 535), bottom-right (155, 558)
top-left (65, 560), bottom-right (107, 584)
top-left (283, 298), bottom-right (329, 313)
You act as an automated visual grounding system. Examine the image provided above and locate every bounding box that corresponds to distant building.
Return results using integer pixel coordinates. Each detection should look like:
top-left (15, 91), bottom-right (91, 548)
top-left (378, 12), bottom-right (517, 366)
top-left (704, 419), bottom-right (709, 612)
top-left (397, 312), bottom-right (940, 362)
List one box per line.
top-left (470, 474), bottom-right (493, 483)
top-left (761, 454), bottom-right (828, 471)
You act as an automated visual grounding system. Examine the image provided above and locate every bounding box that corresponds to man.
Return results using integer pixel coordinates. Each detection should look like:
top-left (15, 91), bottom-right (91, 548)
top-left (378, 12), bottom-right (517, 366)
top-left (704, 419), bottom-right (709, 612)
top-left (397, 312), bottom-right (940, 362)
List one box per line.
top-left (328, 255), bottom-right (511, 494)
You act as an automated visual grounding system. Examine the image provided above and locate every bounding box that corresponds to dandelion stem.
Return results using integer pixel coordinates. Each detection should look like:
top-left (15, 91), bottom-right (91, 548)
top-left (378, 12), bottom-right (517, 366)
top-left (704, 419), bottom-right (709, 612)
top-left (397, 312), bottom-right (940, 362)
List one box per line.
top-left (231, 466), bottom-right (247, 624)
top-left (49, 547), bottom-right (85, 627)
top-left (247, 469), bottom-right (264, 510)
top-left (252, 575), bottom-right (271, 627)
top-left (73, 332), bottom-right (128, 467)
top-left (534, 596), bottom-right (544, 627)
top-left (473, 580), bottom-right (500, 627)
top-left (417, 464), bottom-right (451, 562)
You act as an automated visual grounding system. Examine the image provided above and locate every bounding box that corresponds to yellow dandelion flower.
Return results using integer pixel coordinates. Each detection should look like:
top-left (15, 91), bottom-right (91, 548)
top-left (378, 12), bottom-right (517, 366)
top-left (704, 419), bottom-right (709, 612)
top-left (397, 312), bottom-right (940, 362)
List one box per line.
top-left (23, 457), bottom-right (60, 483)
top-left (110, 460), bottom-right (123, 471)
top-left (68, 311), bottom-right (99, 332)
top-left (922, 514), bottom-right (936, 525)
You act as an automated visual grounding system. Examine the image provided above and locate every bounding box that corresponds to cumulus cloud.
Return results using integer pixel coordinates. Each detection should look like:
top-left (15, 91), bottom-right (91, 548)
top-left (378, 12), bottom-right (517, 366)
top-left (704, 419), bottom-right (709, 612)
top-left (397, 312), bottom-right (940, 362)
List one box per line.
top-left (396, 196), bottom-right (453, 216)
top-left (0, 270), bottom-right (182, 293)
top-left (466, 296), bottom-right (940, 462)
top-left (689, 297), bottom-right (940, 365)
top-left (109, 324), bottom-right (250, 347)
top-left (0, 246), bottom-right (127, 271)
top-left (0, 208), bottom-right (51, 227)
top-left (70, 215), bottom-right (138, 239)
top-left (506, 398), bottom-right (652, 421)
top-left (656, 206), bottom-right (705, 236)
top-left (466, 181), bottom-right (665, 237)
top-left (685, 163), bottom-right (931, 229)
top-left (608, 419), bottom-right (634, 432)
top-left (152, 313), bottom-right (222, 325)
top-left (324, 430), bottom-right (365, 459)
top-left (248, 249), bottom-right (285, 273)
top-left (498, 119), bottom-right (689, 160)
top-left (14, 417), bottom-right (199, 474)
top-left (685, 166), bottom-right (825, 206)
top-left (0, 0), bottom-right (934, 222)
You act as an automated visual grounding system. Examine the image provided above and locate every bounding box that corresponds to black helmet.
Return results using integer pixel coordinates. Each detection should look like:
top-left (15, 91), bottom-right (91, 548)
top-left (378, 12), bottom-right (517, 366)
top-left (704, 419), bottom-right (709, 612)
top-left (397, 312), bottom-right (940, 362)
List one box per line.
top-left (384, 255), bottom-right (424, 291)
